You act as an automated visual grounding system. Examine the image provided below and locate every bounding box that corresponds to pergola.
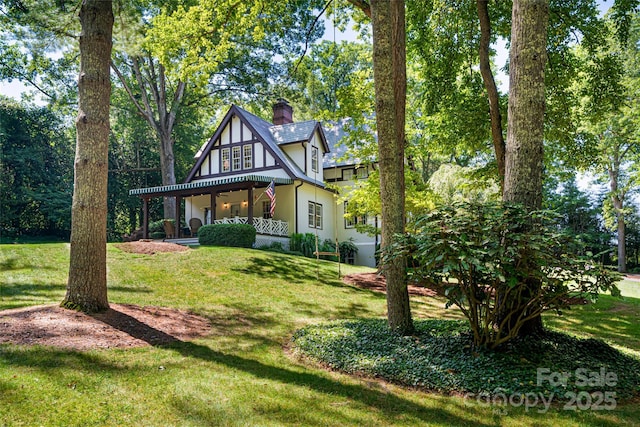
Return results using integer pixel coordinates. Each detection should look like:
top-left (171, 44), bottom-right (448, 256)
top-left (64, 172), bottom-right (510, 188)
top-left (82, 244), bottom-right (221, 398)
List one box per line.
top-left (129, 175), bottom-right (293, 239)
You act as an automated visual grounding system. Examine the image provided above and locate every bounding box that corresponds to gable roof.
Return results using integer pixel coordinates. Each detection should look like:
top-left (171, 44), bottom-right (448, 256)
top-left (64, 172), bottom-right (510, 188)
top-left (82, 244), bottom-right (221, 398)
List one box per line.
top-left (185, 105), bottom-right (326, 187)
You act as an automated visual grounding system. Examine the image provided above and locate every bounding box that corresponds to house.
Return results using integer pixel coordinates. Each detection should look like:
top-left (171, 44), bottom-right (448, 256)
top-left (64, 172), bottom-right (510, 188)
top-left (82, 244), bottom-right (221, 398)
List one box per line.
top-left (129, 100), bottom-right (379, 267)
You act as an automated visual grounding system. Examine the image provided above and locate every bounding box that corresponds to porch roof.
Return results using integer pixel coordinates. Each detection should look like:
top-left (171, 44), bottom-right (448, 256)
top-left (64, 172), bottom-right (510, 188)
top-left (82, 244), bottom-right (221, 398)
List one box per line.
top-left (129, 175), bottom-right (293, 197)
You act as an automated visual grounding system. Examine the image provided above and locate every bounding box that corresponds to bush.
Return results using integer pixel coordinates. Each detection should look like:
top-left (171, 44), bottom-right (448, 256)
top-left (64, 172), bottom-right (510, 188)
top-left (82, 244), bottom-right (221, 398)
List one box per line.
top-left (391, 201), bottom-right (621, 349)
top-left (149, 219), bottom-right (166, 234)
top-left (149, 232), bottom-right (165, 239)
top-left (290, 233), bottom-right (316, 257)
top-left (198, 223), bottom-right (256, 248)
top-left (339, 238), bottom-right (358, 263)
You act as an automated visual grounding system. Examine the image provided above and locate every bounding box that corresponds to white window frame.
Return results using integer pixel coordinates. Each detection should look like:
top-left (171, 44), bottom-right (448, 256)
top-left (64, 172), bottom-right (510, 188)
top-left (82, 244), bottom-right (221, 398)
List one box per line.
top-left (308, 201), bottom-right (322, 229)
top-left (221, 148), bottom-right (230, 172)
top-left (232, 146), bottom-right (241, 171)
top-left (311, 146), bottom-right (318, 173)
top-left (243, 144), bottom-right (252, 169)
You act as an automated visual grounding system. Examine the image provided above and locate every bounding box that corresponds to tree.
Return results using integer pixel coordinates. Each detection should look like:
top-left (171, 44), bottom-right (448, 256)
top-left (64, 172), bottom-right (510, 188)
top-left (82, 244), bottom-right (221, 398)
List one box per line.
top-left (501, 0), bottom-right (549, 335)
top-left (576, 12), bottom-right (640, 273)
top-left (62, 0), bottom-right (113, 312)
top-left (0, 98), bottom-right (73, 238)
top-left (349, 0), bottom-right (413, 334)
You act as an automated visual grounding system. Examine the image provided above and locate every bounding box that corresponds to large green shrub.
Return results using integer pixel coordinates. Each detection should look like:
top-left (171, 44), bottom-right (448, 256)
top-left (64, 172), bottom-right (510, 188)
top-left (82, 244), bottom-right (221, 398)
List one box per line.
top-left (391, 201), bottom-right (620, 349)
top-left (198, 223), bottom-right (256, 248)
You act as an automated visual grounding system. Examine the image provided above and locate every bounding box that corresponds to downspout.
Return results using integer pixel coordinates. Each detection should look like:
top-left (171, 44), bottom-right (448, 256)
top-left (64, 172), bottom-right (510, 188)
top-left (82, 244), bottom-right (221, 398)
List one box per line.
top-left (294, 180), bottom-right (304, 234)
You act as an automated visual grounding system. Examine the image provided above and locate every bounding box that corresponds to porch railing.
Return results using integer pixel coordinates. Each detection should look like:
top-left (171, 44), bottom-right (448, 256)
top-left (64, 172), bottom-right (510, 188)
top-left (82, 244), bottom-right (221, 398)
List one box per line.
top-left (212, 216), bottom-right (289, 237)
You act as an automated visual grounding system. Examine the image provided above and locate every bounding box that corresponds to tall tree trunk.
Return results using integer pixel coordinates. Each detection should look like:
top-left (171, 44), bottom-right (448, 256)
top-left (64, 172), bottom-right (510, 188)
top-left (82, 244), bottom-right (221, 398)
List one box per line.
top-left (477, 0), bottom-right (506, 184)
top-left (502, 0), bottom-right (549, 336)
top-left (609, 164), bottom-right (627, 272)
top-left (503, 0), bottom-right (548, 210)
top-left (160, 131), bottom-right (177, 219)
top-left (111, 56), bottom-right (186, 219)
top-left (62, 0), bottom-right (113, 312)
top-left (370, 0), bottom-right (413, 334)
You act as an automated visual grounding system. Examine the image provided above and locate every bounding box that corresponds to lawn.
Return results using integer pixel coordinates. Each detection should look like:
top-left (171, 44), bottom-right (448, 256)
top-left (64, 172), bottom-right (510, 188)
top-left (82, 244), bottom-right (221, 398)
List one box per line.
top-left (0, 243), bottom-right (638, 426)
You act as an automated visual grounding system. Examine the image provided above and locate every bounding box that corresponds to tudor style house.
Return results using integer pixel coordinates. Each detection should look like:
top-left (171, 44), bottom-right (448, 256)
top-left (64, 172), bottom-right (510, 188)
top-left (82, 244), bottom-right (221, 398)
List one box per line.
top-left (130, 100), bottom-right (378, 267)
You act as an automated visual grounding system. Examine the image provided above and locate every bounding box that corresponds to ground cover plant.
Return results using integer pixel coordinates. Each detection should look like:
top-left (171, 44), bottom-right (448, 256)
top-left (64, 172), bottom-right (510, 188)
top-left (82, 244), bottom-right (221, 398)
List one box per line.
top-left (292, 319), bottom-right (640, 401)
top-left (0, 243), bottom-right (638, 426)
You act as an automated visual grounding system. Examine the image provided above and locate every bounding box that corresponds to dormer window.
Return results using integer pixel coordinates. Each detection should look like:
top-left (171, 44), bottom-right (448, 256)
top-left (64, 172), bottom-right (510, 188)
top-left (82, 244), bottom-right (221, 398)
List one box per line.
top-left (311, 146), bottom-right (318, 173)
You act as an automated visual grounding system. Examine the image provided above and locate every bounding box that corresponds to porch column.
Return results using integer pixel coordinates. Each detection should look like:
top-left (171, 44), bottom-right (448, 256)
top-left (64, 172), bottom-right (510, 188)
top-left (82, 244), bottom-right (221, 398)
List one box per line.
top-left (175, 196), bottom-right (182, 238)
top-left (210, 191), bottom-right (217, 222)
top-left (142, 197), bottom-right (149, 239)
top-left (247, 184), bottom-right (254, 229)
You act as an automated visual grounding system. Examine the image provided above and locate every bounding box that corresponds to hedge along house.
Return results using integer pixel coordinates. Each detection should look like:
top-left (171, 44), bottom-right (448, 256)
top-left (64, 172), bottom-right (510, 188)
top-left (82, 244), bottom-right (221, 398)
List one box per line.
top-left (129, 100), bottom-right (379, 267)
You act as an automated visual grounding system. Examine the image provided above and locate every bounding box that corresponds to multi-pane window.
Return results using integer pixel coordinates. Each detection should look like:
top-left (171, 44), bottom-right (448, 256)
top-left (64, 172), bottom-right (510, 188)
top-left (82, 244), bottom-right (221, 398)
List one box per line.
top-left (232, 146), bottom-right (241, 171)
top-left (311, 146), bottom-right (318, 173)
top-left (308, 202), bottom-right (322, 229)
top-left (344, 201), bottom-right (366, 229)
top-left (243, 144), bottom-right (252, 169)
top-left (356, 166), bottom-right (368, 179)
top-left (221, 148), bottom-right (230, 172)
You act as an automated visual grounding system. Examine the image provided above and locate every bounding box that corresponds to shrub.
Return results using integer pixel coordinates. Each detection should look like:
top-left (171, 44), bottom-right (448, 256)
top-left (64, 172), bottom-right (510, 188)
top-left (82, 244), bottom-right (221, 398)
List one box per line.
top-left (391, 201), bottom-right (621, 349)
top-left (290, 233), bottom-right (316, 257)
top-left (198, 224), bottom-right (256, 248)
top-left (149, 219), bottom-right (166, 234)
top-left (149, 232), bottom-right (165, 239)
top-left (339, 238), bottom-right (358, 263)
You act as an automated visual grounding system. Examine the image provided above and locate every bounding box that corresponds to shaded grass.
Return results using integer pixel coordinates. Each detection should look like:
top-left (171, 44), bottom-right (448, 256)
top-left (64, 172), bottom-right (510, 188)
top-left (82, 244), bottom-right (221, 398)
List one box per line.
top-left (0, 243), bottom-right (638, 426)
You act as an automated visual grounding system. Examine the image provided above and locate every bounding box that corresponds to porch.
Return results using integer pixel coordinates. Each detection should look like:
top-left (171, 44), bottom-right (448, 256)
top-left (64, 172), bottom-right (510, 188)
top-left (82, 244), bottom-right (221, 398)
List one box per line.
top-left (129, 175), bottom-right (293, 240)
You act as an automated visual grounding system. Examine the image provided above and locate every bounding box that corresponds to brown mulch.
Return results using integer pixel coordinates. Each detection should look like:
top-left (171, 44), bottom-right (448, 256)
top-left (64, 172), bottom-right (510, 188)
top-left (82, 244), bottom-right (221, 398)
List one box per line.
top-left (343, 272), bottom-right (441, 297)
top-left (0, 242), bottom-right (202, 351)
top-left (0, 303), bottom-right (211, 350)
top-left (114, 240), bottom-right (190, 255)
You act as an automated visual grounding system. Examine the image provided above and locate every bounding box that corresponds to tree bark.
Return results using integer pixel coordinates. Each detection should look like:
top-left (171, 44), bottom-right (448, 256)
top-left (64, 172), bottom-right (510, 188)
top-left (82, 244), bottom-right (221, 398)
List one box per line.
top-left (502, 0), bottom-right (549, 336)
top-left (503, 0), bottom-right (548, 210)
top-left (608, 162), bottom-right (627, 272)
top-left (477, 0), bottom-right (506, 184)
top-left (62, 0), bottom-right (113, 312)
top-left (370, 0), bottom-right (413, 334)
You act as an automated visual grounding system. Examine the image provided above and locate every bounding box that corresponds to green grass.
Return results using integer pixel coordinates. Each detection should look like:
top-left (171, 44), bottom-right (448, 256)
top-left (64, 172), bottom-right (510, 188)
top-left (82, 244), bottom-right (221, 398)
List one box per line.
top-left (0, 243), bottom-right (638, 426)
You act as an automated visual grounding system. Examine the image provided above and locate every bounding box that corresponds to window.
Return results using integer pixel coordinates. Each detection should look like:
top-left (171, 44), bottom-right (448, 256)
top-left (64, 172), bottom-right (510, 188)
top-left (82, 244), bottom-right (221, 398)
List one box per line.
top-left (243, 144), bottom-right (252, 169)
top-left (342, 168), bottom-right (354, 181)
top-left (308, 201), bottom-right (322, 229)
top-left (344, 201), bottom-right (366, 229)
top-left (221, 148), bottom-right (230, 172)
top-left (262, 201), bottom-right (271, 219)
top-left (232, 146), bottom-right (241, 171)
top-left (311, 146), bottom-right (318, 173)
top-left (356, 166), bottom-right (368, 179)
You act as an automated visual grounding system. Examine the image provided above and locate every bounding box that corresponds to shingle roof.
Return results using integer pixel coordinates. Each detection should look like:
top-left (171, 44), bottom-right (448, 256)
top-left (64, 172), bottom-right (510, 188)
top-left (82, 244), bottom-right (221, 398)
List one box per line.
top-left (233, 106), bottom-right (325, 187)
top-left (270, 121), bottom-right (318, 145)
top-left (322, 119), bottom-right (376, 168)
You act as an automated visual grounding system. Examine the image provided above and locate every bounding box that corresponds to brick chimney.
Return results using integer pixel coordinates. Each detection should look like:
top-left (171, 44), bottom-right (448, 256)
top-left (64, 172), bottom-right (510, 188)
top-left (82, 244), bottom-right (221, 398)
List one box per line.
top-left (272, 98), bottom-right (293, 125)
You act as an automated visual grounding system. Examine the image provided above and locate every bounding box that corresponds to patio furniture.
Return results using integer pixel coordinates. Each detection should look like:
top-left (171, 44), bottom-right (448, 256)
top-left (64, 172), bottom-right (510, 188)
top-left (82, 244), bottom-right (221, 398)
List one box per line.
top-left (189, 217), bottom-right (203, 236)
top-left (163, 220), bottom-right (175, 239)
